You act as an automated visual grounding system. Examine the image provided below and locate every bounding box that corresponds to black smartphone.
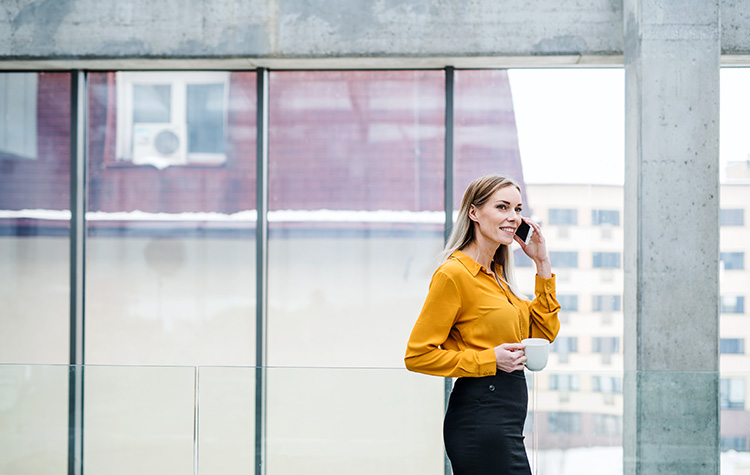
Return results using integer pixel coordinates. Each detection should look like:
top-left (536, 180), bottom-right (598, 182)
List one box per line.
top-left (515, 220), bottom-right (533, 245)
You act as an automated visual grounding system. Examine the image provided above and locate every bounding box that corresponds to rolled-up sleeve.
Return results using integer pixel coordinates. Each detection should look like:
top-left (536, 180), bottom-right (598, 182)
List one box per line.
top-left (404, 270), bottom-right (497, 378)
top-left (528, 274), bottom-right (561, 342)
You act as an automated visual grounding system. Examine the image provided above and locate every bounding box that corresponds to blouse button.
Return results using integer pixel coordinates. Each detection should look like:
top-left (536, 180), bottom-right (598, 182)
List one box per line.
top-left (489, 385), bottom-right (496, 392)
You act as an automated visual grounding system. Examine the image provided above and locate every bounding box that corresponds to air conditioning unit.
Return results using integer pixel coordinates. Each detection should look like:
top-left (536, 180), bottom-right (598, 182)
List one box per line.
top-left (132, 123), bottom-right (187, 169)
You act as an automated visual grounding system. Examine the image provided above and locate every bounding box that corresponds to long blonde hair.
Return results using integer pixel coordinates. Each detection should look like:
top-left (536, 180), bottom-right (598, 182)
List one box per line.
top-left (442, 174), bottom-right (527, 300)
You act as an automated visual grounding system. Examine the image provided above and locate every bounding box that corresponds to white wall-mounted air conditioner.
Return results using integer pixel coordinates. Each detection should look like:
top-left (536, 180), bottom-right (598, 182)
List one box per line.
top-left (132, 123), bottom-right (187, 169)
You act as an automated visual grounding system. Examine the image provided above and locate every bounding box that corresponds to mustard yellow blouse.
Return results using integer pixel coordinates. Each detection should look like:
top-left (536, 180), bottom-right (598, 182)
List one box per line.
top-left (405, 250), bottom-right (561, 378)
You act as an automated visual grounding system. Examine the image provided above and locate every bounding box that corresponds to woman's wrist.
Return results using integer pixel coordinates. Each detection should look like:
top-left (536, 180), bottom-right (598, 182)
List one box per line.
top-left (533, 257), bottom-right (552, 279)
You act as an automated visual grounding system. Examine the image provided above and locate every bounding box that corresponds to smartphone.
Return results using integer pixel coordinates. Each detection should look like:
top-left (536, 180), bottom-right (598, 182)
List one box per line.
top-left (515, 220), bottom-right (534, 245)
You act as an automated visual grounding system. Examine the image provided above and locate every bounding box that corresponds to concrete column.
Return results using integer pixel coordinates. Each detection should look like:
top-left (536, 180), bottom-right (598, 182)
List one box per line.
top-left (623, 1), bottom-right (720, 474)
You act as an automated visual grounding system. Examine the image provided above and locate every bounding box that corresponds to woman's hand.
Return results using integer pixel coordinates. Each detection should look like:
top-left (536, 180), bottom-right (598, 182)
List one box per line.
top-left (514, 218), bottom-right (552, 278)
top-left (495, 343), bottom-right (527, 373)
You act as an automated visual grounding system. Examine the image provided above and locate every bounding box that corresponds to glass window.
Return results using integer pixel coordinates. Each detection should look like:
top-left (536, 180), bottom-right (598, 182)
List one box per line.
top-left (0, 72), bottom-right (70, 363)
top-left (721, 296), bottom-right (745, 314)
top-left (132, 83), bottom-right (171, 123)
top-left (593, 414), bottom-right (622, 436)
top-left (267, 70), bottom-right (446, 473)
top-left (513, 248), bottom-right (534, 267)
top-left (720, 208), bottom-right (744, 226)
top-left (720, 339), bottom-right (745, 354)
top-left (187, 83), bottom-right (226, 154)
top-left (549, 374), bottom-right (580, 391)
top-left (551, 336), bottom-right (578, 354)
top-left (592, 209), bottom-right (620, 226)
top-left (548, 412), bottom-right (582, 434)
top-left (720, 378), bottom-right (746, 409)
top-left (0, 73), bottom-right (38, 160)
top-left (593, 295), bottom-right (622, 312)
top-left (721, 252), bottom-right (745, 270)
top-left (0, 71), bottom-right (71, 473)
top-left (84, 71), bottom-right (257, 473)
top-left (593, 251), bottom-right (621, 269)
top-left (549, 208), bottom-right (578, 225)
top-left (592, 375), bottom-right (623, 393)
top-left (115, 71), bottom-right (230, 167)
top-left (557, 294), bottom-right (579, 312)
top-left (550, 251), bottom-right (578, 268)
top-left (720, 437), bottom-right (748, 452)
top-left (593, 337), bottom-right (621, 354)
top-left (86, 71), bottom-right (257, 366)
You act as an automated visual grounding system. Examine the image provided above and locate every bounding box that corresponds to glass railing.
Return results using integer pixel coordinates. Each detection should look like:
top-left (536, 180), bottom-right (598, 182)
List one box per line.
top-left (0, 365), bottom-right (748, 474)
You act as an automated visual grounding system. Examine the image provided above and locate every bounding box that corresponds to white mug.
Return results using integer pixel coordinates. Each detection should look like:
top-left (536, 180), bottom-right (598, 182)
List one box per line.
top-left (522, 338), bottom-right (550, 371)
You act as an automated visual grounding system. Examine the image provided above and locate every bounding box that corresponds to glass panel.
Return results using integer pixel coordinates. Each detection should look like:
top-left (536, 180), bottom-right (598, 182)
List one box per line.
top-left (454, 68), bottom-right (625, 472)
top-left (720, 69), bottom-right (750, 466)
top-left (267, 70), bottom-right (445, 472)
top-left (525, 370), bottom-right (624, 474)
top-left (0, 72), bottom-right (71, 365)
top-left (83, 365), bottom-right (195, 475)
top-left (85, 71), bottom-right (257, 367)
top-left (0, 365), bottom-right (69, 473)
top-left (0, 71), bottom-right (70, 475)
top-left (85, 72), bottom-right (257, 473)
top-left (197, 366), bottom-right (255, 475)
top-left (265, 367), bottom-right (444, 474)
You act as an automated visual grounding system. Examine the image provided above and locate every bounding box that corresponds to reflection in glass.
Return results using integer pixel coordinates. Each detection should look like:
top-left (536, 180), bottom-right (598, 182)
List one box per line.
top-left (0, 72), bottom-right (71, 364)
top-left (187, 83), bottom-right (225, 154)
top-left (0, 71), bottom-right (71, 474)
top-left (133, 84), bottom-right (171, 123)
top-left (85, 71), bottom-right (257, 367)
top-left (267, 70), bottom-right (446, 473)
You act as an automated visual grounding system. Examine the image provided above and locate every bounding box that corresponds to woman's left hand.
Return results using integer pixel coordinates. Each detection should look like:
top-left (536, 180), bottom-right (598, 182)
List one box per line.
top-left (514, 218), bottom-right (552, 278)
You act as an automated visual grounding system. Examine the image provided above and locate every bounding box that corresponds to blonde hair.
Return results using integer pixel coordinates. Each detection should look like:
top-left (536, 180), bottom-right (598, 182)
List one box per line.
top-left (442, 174), bottom-right (527, 300)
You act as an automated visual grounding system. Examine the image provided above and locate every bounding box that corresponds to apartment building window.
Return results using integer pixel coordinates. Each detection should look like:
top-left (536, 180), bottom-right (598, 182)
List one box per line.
top-left (550, 251), bottom-right (578, 268)
top-left (593, 337), bottom-right (621, 354)
top-left (548, 412), bottom-right (582, 434)
top-left (557, 295), bottom-right (578, 312)
top-left (721, 296), bottom-right (745, 314)
top-left (551, 336), bottom-right (578, 354)
top-left (593, 295), bottom-right (621, 312)
top-left (592, 209), bottom-right (620, 226)
top-left (549, 208), bottom-right (577, 225)
top-left (593, 252), bottom-right (621, 269)
top-left (549, 374), bottom-right (580, 391)
top-left (720, 209), bottom-right (744, 226)
top-left (0, 73), bottom-right (38, 160)
top-left (592, 375), bottom-right (623, 394)
top-left (721, 437), bottom-right (748, 452)
top-left (720, 378), bottom-right (746, 409)
top-left (513, 249), bottom-right (533, 268)
top-left (551, 336), bottom-right (578, 363)
top-left (593, 414), bottom-right (622, 436)
top-left (721, 252), bottom-right (745, 270)
top-left (116, 71), bottom-right (230, 168)
top-left (720, 338), bottom-right (745, 355)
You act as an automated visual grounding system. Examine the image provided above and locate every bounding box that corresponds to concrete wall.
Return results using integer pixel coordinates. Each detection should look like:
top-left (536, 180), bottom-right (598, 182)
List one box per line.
top-left (2, 0), bottom-right (750, 69)
top-left (0, 0), bottom-right (622, 67)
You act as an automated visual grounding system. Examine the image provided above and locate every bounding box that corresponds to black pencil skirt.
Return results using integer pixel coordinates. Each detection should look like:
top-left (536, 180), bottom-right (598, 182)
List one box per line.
top-left (443, 370), bottom-right (531, 475)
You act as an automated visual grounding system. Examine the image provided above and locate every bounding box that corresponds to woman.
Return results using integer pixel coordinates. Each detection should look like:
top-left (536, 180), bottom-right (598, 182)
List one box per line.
top-left (405, 174), bottom-right (560, 474)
